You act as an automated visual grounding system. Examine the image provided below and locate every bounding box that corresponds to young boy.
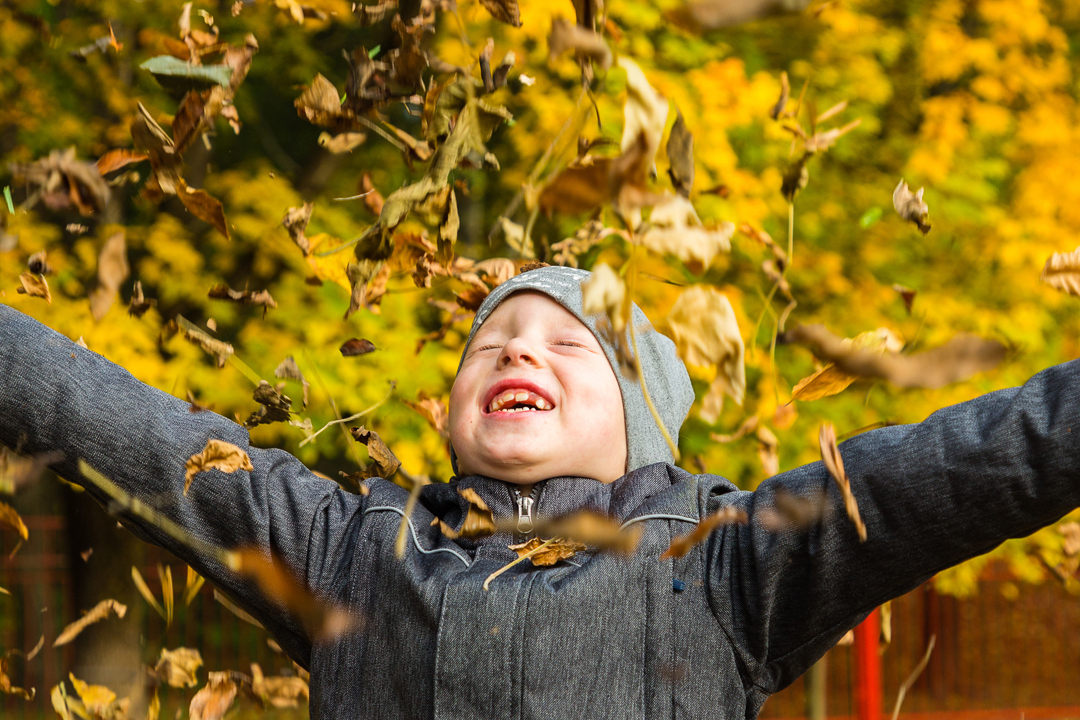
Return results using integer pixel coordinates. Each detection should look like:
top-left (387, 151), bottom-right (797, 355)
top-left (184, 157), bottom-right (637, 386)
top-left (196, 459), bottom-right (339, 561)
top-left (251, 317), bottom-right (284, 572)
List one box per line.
top-left (1, 264), bottom-right (1079, 720)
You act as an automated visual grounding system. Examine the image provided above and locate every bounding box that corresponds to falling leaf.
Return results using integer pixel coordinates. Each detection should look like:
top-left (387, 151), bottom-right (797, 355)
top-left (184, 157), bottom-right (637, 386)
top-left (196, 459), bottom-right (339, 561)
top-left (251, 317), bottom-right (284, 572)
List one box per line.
top-left (245, 381), bottom-right (293, 427)
top-left (10, 148), bottom-right (111, 216)
top-left (132, 566), bottom-right (167, 621)
top-left (437, 488), bottom-right (496, 539)
top-left (661, 506), bottom-right (748, 559)
top-left (53, 599), bottom-right (128, 647)
top-left (16, 272), bottom-right (50, 304)
top-left (893, 179), bottom-right (931, 234)
top-left (1040, 246), bottom-right (1080, 297)
top-left (892, 284), bottom-right (917, 314)
top-left (756, 425), bottom-right (779, 477)
top-left (667, 286), bottom-right (745, 407)
top-left (619, 58), bottom-right (668, 178)
top-left (128, 280), bottom-right (156, 318)
top-left (189, 672), bottom-right (239, 720)
top-left (69, 674), bottom-right (130, 719)
top-left (25, 635), bottom-right (44, 661)
top-left (140, 55), bottom-right (232, 90)
top-left (318, 131), bottom-right (367, 154)
top-left (0, 501), bottom-right (28, 545)
top-left (275, 356), bottom-right (309, 408)
top-left (509, 536), bottom-right (586, 565)
top-left (710, 415), bottom-right (759, 443)
top-left (155, 648), bottom-right (203, 688)
top-left (207, 284), bottom-right (277, 314)
top-left (28, 250), bottom-right (53, 275)
top-left (0, 656), bottom-right (34, 700)
top-left (131, 103), bottom-right (183, 195)
top-left (184, 439), bottom-right (254, 495)
top-left (785, 324), bottom-right (1006, 390)
top-left (173, 315), bottom-right (234, 368)
top-left (804, 118), bottom-right (860, 153)
top-left (345, 259), bottom-right (383, 320)
top-left (88, 231), bottom-right (130, 321)
top-left (769, 70), bottom-right (790, 120)
top-left (225, 548), bottom-right (361, 639)
top-left (0, 449), bottom-right (61, 495)
top-left (537, 155), bottom-right (612, 215)
top-left (95, 149), bottom-right (148, 176)
top-left (580, 262), bottom-right (628, 333)
top-left (340, 338), bottom-right (377, 356)
top-left (699, 376), bottom-right (730, 424)
top-left (791, 328), bottom-right (904, 402)
top-left (213, 589), bottom-right (263, 628)
top-left (641, 193), bottom-right (733, 271)
top-left (184, 566), bottom-right (206, 606)
top-left (480, 0), bottom-right (522, 26)
top-left (80, 548), bottom-right (93, 562)
top-left (781, 153), bottom-right (809, 201)
top-left (250, 663), bottom-right (309, 708)
top-left (349, 426), bottom-right (401, 479)
top-left (526, 510), bottom-right (642, 555)
top-left (178, 179), bottom-right (229, 238)
top-left (402, 392), bottom-right (449, 439)
top-left (666, 105), bottom-right (695, 197)
top-left (548, 17), bottom-right (612, 70)
top-left (281, 202), bottom-right (314, 256)
top-left (758, 486), bottom-right (831, 532)
top-left (819, 422), bottom-right (866, 541)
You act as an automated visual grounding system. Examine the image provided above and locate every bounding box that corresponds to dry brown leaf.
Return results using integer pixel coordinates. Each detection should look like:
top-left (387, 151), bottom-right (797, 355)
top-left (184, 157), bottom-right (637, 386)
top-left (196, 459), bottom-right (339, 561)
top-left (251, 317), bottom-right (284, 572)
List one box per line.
top-left (437, 488), bottom-right (496, 539)
top-left (892, 284), bottom-right (917, 314)
top-left (756, 425), bottom-right (779, 477)
top-left (666, 105), bottom-right (695, 198)
top-left (95, 149), bottom-right (148, 176)
top-left (189, 672), bottom-right (238, 720)
top-left (225, 548), bottom-right (361, 639)
top-left (1040, 246), bottom-right (1080, 297)
top-left (893, 179), bottom-right (931, 235)
top-left (69, 673), bottom-right (129, 719)
top-left (54, 599), bottom-right (128, 647)
top-left (250, 663), bottom-right (309, 708)
top-left (281, 202), bottom-right (313, 256)
top-left (667, 286), bottom-right (745, 409)
top-left (184, 439), bottom-right (253, 495)
top-left (155, 648), bottom-right (203, 688)
top-left (11, 148), bottom-right (111, 216)
top-left (0, 449), bottom-right (61, 494)
top-left (480, 0), bottom-right (522, 26)
top-left (758, 487), bottom-right (831, 532)
top-left (25, 635), bottom-right (44, 661)
top-left (340, 338), bottom-right (377, 356)
top-left (619, 58), bottom-right (668, 179)
top-left (786, 324), bottom-right (1005, 390)
top-left (89, 232), bottom-right (129, 321)
top-left (526, 510), bottom-right (642, 555)
top-left (642, 193), bottom-right (732, 270)
top-left (28, 250), bottom-right (53, 275)
top-left (580, 262), bottom-right (628, 333)
top-left (294, 74), bottom-right (350, 129)
top-left (791, 328), bottom-right (903, 402)
top-left (274, 356), bottom-right (309, 408)
top-left (710, 415), bottom-right (759, 443)
top-left (207, 284), bottom-right (277, 314)
top-left (128, 280), bottom-right (156, 318)
top-left (318, 131), bottom-right (367, 154)
top-left (537, 156), bottom-right (612, 215)
top-left (1, 656), bottom-right (34, 700)
top-left (804, 118), bottom-right (860, 153)
top-left (0, 501), bottom-right (28, 543)
top-left (402, 392), bottom-right (450, 439)
top-left (548, 17), bottom-right (612, 70)
top-left (178, 179), bottom-right (229, 238)
top-left (16, 272), bottom-right (51, 304)
top-left (131, 103), bottom-right (183, 195)
top-left (174, 315), bottom-right (234, 367)
top-left (349, 426), bottom-right (401, 479)
top-left (509, 536), bottom-right (586, 566)
top-left (661, 506), bottom-right (748, 559)
top-left (819, 422), bottom-right (866, 541)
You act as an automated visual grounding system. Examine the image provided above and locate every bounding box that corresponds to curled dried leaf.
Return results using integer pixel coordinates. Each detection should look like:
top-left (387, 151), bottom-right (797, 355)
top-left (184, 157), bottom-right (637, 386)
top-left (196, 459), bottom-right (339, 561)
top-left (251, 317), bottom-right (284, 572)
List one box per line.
top-left (661, 506), bottom-right (748, 559)
top-left (642, 193), bottom-right (732, 271)
top-left (509, 536), bottom-right (586, 566)
top-left (250, 663), bottom-right (309, 708)
top-left (791, 328), bottom-right (903, 402)
top-left (438, 488), bottom-right (497, 539)
top-left (207, 284), bottom-right (277, 314)
top-left (128, 280), bottom-right (156, 318)
top-left (281, 202), bottom-right (314, 256)
top-left (666, 105), bottom-right (695, 197)
top-left (184, 439), bottom-right (254, 495)
top-left (893, 179), bottom-right (931, 234)
top-left (28, 251), bottom-right (53, 275)
top-left (189, 672), bottom-right (239, 720)
top-left (349, 426), bottom-right (401, 479)
top-left (54, 599), bottom-right (128, 647)
top-left (16, 272), bottom-right (50, 304)
top-left (155, 648), bottom-right (203, 688)
top-left (89, 232), bottom-right (130, 321)
top-left (0, 501), bottom-right (28, 543)
top-left (0, 657), bottom-right (34, 700)
top-left (402, 392), bottom-right (450, 439)
top-left (819, 422), bottom-right (866, 541)
top-left (480, 0), bottom-right (522, 26)
top-left (667, 286), bottom-right (745, 407)
top-left (1040, 246), bottom-right (1080, 297)
top-left (340, 338), bottom-right (376, 356)
top-left (174, 315), bottom-right (234, 368)
top-left (275, 356), bottom-right (309, 409)
top-left (548, 17), bottom-right (612, 70)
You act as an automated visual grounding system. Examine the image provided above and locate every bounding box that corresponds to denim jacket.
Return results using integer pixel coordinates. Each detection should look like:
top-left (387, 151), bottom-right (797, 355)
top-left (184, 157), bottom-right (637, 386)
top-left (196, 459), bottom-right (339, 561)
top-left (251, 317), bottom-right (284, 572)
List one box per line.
top-left (2, 303), bottom-right (1079, 719)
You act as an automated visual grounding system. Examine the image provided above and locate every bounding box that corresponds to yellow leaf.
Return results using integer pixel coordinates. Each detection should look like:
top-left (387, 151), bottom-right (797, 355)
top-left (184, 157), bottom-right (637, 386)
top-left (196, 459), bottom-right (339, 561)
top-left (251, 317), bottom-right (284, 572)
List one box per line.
top-left (580, 262), bottom-right (628, 333)
top-left (1040, 246), bottom-right (1080, 297)
top-left (508, 537), bottom-right (586, 566)
top-left (189, 672), bottom-right (238, 720)
top-left (155, 648), bottom-right (203, 689)
top-left (184, 439), bottom-right (254, 495)
top-left (131, 566), bottom-right (166, 621)
top-left (791, 328), bottom-right (903, 401)
top-left (53, 599), bottom-right (127, 647)
top-left (666, 286), bottom-right (745, 406)
top-left (619, 57), bottom-right (668, 170)
top-left (0, 501), bottom-right (28, 541)
top-left (16, 272), bottom-right (51, 303)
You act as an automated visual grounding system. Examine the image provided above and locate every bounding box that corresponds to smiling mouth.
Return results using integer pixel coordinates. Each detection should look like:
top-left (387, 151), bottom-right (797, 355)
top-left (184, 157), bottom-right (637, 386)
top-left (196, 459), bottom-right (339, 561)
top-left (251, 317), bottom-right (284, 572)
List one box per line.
top-left (486, 389), bottom-right (554, 414)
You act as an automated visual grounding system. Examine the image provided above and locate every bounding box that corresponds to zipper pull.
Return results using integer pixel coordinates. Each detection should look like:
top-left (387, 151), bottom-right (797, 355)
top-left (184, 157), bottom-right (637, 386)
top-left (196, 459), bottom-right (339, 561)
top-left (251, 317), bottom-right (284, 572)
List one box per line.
top-left (515, 489), bottom-right (535, 534)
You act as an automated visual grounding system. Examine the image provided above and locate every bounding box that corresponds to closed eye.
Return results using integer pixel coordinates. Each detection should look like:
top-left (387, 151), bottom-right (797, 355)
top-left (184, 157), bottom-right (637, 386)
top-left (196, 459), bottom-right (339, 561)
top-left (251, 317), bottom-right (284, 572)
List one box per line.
top-left (473, 344), bottom-right (503, 352)
top-left (553, 340), bottom-right (588, 348)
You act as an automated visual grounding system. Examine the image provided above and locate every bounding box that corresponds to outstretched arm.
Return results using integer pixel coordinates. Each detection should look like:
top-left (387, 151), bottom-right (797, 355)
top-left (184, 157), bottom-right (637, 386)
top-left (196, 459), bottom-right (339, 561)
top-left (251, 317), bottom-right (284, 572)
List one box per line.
top-left (706, 359), bottom-right (1080, 694)
top-left (0, 304), bottom-right (364, 668)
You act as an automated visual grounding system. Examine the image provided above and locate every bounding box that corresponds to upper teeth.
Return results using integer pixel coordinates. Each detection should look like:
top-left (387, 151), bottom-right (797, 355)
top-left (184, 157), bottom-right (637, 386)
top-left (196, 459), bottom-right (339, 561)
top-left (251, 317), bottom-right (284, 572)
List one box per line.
top-left (488, 389), bottom-right (553, 413)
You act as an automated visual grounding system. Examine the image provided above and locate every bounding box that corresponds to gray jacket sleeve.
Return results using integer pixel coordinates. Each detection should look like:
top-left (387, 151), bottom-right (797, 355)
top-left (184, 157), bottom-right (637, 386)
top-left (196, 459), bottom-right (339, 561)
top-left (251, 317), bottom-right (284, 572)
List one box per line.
top-left (0, 304), bottom-right (364, 669)
top-left (706, 358), bottom-right (1080, 696)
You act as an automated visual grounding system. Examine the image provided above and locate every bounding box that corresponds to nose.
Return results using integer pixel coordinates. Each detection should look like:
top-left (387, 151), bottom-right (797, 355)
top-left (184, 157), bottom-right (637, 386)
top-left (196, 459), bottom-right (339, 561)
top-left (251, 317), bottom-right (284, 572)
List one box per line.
top-left (498, 337), bottom-right (538, 368)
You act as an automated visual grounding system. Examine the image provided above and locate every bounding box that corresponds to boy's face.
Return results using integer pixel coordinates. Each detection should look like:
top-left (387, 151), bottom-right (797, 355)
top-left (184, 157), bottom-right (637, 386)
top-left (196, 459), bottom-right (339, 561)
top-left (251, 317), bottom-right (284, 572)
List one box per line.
top-left (449, 291), bottom-right (628, 484)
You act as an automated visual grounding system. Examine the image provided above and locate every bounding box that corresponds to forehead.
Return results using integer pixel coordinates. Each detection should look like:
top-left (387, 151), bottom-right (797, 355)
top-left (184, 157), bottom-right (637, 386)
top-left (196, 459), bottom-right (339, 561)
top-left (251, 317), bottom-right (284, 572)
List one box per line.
top-left (473, 290), bottom-right (591, 334)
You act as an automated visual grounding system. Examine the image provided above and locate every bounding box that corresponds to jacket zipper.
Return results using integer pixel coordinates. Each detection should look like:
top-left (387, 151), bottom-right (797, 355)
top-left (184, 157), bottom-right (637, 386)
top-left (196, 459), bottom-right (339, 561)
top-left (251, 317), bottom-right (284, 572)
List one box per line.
top-left (512, 484), bottom-right (541, 537)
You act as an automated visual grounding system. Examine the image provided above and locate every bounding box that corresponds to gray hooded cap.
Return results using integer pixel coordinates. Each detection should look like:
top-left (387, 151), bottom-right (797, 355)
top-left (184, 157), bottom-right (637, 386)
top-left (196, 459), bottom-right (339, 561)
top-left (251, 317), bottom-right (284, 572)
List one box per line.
top-left (454, 265), bottom-right (694, 475)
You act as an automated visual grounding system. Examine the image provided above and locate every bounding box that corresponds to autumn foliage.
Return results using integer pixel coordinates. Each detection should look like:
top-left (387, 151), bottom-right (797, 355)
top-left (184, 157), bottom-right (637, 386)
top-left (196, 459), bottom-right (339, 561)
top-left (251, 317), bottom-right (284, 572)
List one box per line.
top-left (2, 0), bottom-right (1080, 715)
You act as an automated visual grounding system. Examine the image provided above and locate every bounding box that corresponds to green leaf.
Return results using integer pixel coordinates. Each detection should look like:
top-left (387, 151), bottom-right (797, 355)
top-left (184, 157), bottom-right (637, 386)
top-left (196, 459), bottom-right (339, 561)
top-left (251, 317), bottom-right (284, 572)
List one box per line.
top-left (859, 206), bottom-right (882, 228)
top-left (3, 186), bottom-right (12, 214)
top-left (139, 56), bottom-right (232, 93)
